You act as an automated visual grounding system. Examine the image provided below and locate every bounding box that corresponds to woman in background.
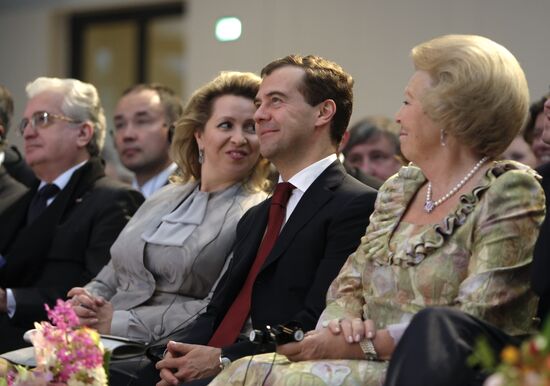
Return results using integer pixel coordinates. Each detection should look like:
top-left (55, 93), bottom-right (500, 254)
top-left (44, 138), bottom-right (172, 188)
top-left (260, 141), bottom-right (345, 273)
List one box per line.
top-left (211, 35), bottom-right (545, 386)
top-left (68, 71), bottom-right (271, 344)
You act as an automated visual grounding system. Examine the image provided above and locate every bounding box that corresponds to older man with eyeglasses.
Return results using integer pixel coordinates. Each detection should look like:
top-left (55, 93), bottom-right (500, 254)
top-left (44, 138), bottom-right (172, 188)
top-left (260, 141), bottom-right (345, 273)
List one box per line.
top-left (0, 77), bottom-right (144, 352)
top-left (112, 84), bottom-right (183, 198)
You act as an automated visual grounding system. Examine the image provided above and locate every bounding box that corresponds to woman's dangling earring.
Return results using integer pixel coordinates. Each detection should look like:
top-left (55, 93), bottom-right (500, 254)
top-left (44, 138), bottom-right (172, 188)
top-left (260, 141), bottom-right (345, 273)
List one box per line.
top-left (198, 149), bottom-right (204, 164)
top-left (440, 128), bottom-right (446, 147)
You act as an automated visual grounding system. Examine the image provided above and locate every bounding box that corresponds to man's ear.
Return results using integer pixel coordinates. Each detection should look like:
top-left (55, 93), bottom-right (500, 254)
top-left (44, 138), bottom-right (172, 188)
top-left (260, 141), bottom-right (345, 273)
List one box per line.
top-left (75, 122), bottom-right (94, 148)
top-left (315, 99), bottom-right (336, 127)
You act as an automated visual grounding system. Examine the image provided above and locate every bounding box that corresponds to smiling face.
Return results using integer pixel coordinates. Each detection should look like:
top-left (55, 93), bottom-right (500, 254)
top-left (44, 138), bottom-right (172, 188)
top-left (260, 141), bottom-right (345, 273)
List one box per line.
top-left (194, 94), bottom-right (260, 190)
top-left (253, 66), bottom-right (319, 166)
top-left (22, 91), bottom-right (88, 180)
top-left (395, 70), bottom-right (440, 164)
top-left (113, 89), bottom-right (172, 181)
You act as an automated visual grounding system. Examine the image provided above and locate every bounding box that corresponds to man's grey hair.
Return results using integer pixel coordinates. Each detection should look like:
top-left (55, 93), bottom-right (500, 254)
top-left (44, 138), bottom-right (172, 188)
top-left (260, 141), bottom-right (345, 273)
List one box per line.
top-left (26, 77), bottom-right (106, 156)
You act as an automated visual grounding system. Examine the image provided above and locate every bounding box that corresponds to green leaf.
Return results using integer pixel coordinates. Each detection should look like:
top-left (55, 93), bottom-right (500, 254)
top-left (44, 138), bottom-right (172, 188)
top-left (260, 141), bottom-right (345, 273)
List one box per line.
top-left (467, 335), bottom-right (497, 371)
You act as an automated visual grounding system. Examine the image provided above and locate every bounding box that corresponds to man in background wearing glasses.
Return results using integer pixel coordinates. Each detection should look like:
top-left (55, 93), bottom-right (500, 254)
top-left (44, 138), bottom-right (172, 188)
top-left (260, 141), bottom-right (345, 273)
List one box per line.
top-left (0, 77), bottom-right (144, 352)
top-left (113, 84), bottom-right (183, 198)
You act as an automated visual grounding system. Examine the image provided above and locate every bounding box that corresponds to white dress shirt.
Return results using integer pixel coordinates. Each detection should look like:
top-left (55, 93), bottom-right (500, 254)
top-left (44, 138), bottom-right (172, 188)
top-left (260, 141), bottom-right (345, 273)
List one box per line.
top-left (132, 163), bottom-right (177, 198)
top-left (281, 153), bottom-right (338, 225)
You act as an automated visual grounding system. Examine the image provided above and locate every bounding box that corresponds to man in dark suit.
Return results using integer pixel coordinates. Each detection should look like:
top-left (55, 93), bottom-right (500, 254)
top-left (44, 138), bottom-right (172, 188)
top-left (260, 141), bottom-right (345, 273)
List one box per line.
top-left (114, 55), bottom-right (377, 386)
top-left (0, 77), bottom-right (144, 352)
top-left (0, 84), bottom-right (29, 213)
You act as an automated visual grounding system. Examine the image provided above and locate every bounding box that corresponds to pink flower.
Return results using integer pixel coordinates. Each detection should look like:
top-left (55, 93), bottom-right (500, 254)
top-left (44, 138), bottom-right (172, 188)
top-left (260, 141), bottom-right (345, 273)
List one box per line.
top-left (45, 300), bottom-right (80, 330)
top-left (3, 300), bottom-right (108, 386)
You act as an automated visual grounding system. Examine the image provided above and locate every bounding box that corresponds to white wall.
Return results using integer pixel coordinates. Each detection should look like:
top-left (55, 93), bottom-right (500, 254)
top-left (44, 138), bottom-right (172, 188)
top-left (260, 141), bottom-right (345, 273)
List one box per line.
top-left (0, 0), bottom-right (170, 147)
top-left (186, 0), bottom-right (550, 122)
top-left (1, 0), bottom-right (549, 148)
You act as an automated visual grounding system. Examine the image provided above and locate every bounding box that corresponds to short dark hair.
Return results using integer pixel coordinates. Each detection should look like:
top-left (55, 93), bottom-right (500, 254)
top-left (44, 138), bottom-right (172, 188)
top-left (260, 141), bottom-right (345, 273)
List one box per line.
top-left (524, 94), bottom-right (549, 144)
top-left (343, 116), bottom-right (403, 160)
top-left (261, 54), bottom-right (354, 145)
top-left (0, 84), bottom-right (14, 141)
top-left (122, 83), bottom-right (184, 126)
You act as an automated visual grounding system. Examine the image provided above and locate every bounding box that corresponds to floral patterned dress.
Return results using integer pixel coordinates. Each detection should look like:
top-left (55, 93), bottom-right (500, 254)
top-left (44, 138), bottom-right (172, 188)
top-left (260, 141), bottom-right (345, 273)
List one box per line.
top-left (210, 161), bottom-right (546, 386)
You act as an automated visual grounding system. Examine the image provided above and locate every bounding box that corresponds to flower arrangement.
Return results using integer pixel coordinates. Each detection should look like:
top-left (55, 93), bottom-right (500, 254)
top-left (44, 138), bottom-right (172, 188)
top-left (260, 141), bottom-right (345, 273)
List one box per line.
top-left (0, 300), bottom-right (109, 386)
top-left (469, 318), bottom-right (550, 386)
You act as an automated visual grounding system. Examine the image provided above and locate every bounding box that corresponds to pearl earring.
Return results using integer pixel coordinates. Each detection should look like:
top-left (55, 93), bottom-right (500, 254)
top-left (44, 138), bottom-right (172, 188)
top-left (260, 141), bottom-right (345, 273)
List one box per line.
top-left (198, 149), bottom-right (204, 164)
top-left (440, 129), bottom-right (446, 147)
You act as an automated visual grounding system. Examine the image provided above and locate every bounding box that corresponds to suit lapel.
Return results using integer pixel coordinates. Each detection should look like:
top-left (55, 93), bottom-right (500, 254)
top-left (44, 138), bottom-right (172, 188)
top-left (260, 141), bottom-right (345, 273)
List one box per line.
top-left (232, 200), bottom-right (270, 275)
top-left (260, 161), bottom-right (345, 271)
top-left (0, 187), bottom-right (35, 252)
top-left (0, 159), bottom-right (104, 285)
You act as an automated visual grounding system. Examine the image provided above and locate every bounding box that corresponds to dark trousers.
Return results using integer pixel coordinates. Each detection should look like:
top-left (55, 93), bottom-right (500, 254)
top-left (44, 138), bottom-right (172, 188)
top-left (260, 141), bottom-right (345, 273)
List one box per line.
top-left (383, 308), bottom-right (521, 386)
top-left (0, 314), bottom-right (32, 353)
top-left (108, 355), bottom-right (214, 386)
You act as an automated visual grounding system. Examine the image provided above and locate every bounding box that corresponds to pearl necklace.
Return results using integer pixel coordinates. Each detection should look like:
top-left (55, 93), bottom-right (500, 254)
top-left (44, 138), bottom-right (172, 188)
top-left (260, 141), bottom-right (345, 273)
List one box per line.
top-left (424, 156), bottom-right (489, 213)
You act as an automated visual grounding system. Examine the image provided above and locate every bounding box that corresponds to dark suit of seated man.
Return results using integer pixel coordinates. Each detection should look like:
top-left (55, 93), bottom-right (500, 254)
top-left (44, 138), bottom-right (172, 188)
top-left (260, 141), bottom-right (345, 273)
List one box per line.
top-left (0, 77), bottom-right (144, 352)
top-left (109, 55), bottom-right (378, 386)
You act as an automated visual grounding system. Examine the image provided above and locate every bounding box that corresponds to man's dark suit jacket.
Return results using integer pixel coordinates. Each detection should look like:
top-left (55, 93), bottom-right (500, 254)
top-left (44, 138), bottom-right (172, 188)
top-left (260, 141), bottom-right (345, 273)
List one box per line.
top-left (345, 164), bottom-right (383, 190)
top-left (0, 164), bottom-right (28, 214)
top-left (165, 161), bottom-right (376, 358)
top-left (0, 157), bottom-right (144, 351)
top-left (532, 162), bottom-right (550, 321)
top-left (3, 146), bottom-right (35, 188)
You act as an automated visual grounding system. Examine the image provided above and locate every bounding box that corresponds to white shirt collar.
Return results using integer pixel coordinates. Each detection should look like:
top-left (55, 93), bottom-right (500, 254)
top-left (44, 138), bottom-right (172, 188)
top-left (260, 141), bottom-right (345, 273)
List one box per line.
top-left (38, 160), bottom-right (88, 191)
top-left (0, 151), bottom-right (4, 167)
top-left (37, 159), bottom-right (88, 206)
top-left (278, 153), bottom-right (338, 223)
top-left (132, 162), bottom-right (177, 198)
top-left (279, 154), bottom-right (338, 192)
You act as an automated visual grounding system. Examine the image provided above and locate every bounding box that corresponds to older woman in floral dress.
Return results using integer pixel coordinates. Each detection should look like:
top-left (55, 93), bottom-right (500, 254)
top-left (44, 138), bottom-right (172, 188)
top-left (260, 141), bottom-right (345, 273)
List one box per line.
top-left (209, 34), bottom-right (545, 386)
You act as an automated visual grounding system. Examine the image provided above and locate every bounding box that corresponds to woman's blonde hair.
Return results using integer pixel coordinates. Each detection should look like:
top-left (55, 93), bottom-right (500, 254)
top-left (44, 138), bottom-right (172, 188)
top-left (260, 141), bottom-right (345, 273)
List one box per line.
top-left (170, 71), bottom-right (271, 192)
top-left (412, 34), bottom-right (529, 157)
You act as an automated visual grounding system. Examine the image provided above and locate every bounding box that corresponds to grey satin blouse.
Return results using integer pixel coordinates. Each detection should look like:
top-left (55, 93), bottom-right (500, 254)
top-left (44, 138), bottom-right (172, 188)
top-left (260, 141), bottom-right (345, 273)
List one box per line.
top-left (85, 181), bottom-right (267, 343)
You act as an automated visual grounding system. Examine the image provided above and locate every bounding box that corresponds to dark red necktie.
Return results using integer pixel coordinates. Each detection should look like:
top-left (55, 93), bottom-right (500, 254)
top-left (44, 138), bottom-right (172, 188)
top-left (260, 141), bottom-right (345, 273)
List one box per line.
top-left (208, 182), bottom-right (295, 348)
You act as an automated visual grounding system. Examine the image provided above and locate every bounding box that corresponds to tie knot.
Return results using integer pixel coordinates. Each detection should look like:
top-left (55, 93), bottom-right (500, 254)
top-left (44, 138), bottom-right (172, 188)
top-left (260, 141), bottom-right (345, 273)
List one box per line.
top-left (271, 182), bottom-right (295, 207)
top-left (39, 183), bottom-right (60, 199)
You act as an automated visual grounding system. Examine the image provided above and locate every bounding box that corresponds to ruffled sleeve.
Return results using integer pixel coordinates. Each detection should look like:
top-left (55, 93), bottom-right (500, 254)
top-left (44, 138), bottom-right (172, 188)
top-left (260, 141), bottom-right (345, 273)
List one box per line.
top-left (320, 161), bottom-right (545, 334)
top-left (455, 163), bottom-right (545, 334)
top-left (319, 165), bottom-right (425, 324)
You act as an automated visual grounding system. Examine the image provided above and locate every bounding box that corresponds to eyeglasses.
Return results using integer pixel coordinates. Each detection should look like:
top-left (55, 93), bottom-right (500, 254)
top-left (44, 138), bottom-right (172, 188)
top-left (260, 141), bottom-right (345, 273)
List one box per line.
top-left (18, 111), bottom-right (81, 136)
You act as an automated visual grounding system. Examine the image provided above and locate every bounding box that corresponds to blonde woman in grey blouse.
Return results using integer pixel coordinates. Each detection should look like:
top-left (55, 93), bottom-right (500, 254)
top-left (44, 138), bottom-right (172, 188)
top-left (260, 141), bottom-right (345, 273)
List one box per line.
top-left (68, 72), bottom-right (271, 343)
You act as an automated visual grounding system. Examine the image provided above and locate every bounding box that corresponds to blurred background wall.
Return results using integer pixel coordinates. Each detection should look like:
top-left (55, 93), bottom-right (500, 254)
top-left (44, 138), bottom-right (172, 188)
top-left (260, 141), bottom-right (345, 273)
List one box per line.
top-left (1, 0), bottom-right (549, 152)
